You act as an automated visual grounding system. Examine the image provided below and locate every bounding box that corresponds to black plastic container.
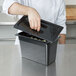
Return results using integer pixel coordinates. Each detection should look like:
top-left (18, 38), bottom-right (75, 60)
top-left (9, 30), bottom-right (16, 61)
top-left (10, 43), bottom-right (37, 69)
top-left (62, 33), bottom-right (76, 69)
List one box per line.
top-left (14, 16), bottom-right (63, 65)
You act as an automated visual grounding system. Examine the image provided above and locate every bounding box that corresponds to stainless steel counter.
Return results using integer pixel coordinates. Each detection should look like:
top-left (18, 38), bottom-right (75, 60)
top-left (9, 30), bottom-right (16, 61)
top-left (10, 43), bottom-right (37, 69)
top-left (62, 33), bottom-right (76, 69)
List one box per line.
top-left (0, 44), bottom-right (76, 76)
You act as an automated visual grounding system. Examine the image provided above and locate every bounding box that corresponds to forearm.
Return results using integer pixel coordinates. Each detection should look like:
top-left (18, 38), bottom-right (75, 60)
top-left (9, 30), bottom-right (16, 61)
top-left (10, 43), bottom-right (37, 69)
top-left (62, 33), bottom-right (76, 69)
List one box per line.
top-left (8, 2), bottom-right (41, 31)
top-left (8, 2), bottom-right (30, 15)
top-left (59, 34), bottom-right (66, 44)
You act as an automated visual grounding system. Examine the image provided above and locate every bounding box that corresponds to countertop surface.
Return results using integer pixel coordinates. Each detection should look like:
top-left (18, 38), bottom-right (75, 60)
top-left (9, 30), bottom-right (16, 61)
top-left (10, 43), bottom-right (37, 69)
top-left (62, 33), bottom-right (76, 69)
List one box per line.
top-left (0, 44), bottom-right (76, 76)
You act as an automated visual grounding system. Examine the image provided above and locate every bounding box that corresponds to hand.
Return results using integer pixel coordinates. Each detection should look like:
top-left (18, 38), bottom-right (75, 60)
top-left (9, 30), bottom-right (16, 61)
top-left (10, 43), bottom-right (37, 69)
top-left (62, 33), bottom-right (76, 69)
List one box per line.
top-left (27, 7), bottom-right (41, 31)
top-left (59, 34), bottom-right (66, 44)
top-left (8, 2), bottom-right (41, 31)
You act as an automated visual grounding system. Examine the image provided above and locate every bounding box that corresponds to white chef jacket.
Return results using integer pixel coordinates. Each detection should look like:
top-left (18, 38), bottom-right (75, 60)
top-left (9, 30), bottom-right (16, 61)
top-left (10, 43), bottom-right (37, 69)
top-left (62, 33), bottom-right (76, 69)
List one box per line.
top-left (3, 0), bottom-right (66, 44)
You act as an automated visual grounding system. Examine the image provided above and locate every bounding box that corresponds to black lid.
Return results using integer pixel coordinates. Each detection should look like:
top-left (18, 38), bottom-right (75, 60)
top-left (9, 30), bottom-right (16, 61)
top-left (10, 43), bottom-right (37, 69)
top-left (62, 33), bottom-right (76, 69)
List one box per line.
top-left (14, 16), bottom-right (63, 43)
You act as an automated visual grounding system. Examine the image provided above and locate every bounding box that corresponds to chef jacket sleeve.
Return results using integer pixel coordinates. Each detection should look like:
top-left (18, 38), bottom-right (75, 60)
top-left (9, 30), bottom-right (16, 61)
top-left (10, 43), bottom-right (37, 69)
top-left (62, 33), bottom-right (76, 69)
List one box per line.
top-left (56, 0), bottom-right (67, 34)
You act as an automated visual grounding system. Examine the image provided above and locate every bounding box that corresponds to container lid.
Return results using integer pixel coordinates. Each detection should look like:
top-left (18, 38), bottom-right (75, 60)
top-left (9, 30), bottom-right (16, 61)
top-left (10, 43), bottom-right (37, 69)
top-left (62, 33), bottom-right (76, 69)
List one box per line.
top-left (14, 16), bottom-right (63, 43)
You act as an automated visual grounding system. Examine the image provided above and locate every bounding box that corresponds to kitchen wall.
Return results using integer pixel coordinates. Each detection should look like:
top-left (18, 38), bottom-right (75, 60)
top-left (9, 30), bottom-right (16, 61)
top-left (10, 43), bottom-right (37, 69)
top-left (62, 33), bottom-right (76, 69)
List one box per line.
top-left (0, 0), bottom-right (4, 6)
top-left (0, 0), bottom-right (4, 11)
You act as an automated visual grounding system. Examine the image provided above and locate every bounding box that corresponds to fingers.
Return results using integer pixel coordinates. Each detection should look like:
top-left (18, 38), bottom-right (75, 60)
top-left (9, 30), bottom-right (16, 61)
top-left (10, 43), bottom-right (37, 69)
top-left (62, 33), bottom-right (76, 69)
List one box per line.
top-left (37, 19), bottom-right (41, 31)
top-left (29, 20), bottom-right (35, 30)
top-left (34, 19), bottom-right (38, 30)
top-left (29, 18), bottom-right (41, 32)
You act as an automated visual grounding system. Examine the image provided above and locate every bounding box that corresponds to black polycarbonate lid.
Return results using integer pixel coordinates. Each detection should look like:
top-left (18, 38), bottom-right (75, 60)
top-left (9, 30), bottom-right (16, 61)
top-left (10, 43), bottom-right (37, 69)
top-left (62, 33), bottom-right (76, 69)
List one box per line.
top-left (14, 16), bottom-right (63, 43)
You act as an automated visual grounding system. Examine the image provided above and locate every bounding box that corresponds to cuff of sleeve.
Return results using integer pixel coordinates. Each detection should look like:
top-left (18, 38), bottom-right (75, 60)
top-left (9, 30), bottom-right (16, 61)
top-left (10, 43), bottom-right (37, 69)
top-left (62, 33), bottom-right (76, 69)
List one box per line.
top-left (60, 25), bottom-right (67, 34)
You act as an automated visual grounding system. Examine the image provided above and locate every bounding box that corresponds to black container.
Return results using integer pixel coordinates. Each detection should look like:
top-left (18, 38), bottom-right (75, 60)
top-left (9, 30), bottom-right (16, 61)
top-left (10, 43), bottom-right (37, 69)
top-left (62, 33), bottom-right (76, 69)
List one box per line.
top-left (18, 32), bottom-right (59, 65)
top-left (14, 16), bottom-right (63, 65)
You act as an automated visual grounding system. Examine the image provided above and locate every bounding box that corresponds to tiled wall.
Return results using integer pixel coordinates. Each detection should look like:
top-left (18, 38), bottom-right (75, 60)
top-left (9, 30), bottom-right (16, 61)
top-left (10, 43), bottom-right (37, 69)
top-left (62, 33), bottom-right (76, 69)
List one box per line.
top-left (0, 0), bottom-right (4, 6)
